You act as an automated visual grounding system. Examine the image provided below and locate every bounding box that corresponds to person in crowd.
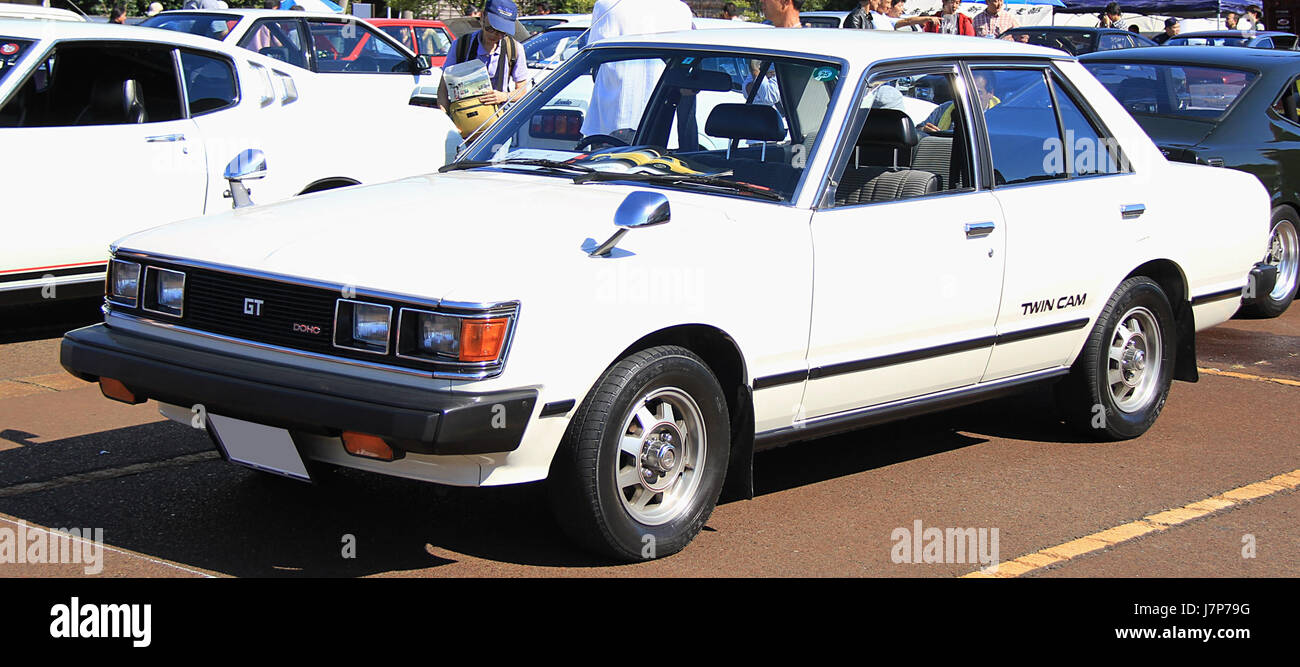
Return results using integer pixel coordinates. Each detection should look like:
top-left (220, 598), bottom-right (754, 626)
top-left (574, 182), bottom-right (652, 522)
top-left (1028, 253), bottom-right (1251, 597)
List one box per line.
top-left (924, 0), bottom-right (974, 35)
top-left (1240, 5), bottom-right (1263, 30)
top-left (536, 2), bottom-right (551, 15)
top-left (721, 2), bottom-right (744, 20)
top-left (580, 0), bottom-right (694, 138)
top-left (438, 0), bottom-right (530, 111)
top-left (763, 0), bottom-right (802, 28)
top-left (109, 4), bottom-right (126, 23)
top-left (1097, 2), bottom-right (1124, 28)
top-left (872, 0), bottom-right (935, 30)
top-left (889, 0), bottom-right (925, 31)
top-left (973, 0), bottom-right (1017, 38)
top-left (844, 0), bottom-right (874, 29)
top-left (1152, 17), bottom-right (1180, 44)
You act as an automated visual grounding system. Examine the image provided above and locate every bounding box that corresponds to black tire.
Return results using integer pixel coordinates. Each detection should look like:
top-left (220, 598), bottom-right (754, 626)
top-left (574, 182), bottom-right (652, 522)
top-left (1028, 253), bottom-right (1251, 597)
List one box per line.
top-left (548, 345), bottom-right (730, 561)
top-left (1240, 207), bottom-right (1299, 318)
top-left (1055, 276), bottom-right (1176, 440)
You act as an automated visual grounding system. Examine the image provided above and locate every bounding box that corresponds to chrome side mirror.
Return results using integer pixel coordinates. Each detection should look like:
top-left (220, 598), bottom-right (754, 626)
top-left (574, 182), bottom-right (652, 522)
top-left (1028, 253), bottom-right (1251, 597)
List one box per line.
top-left (224, 149), bottom-right (267, 209)
top-left (589, 191), bottom-right (670, 257)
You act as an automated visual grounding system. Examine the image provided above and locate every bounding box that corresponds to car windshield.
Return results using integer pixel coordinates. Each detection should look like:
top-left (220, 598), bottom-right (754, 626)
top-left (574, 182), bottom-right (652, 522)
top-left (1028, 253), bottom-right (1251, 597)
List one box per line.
top-left (0, 37), bottom-right (33, 87)
top-left (1083, 62), bottom-right (1257, 120)
top-left (1167, 35), bottom-right (1250, 47)
top-left (455, 47), bottom-right (844, 204)
top-left (524, 28), bottom-right (587, 67)
top-left (140, 12), bottom-right (240, 41)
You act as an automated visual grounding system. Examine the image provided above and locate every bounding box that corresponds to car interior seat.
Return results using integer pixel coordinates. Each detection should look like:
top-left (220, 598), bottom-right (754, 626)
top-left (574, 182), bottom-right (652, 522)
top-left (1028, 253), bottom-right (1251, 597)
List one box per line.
top-left (704, 103), bottom-right (800, 193)
top-left (836, 109), bottom-right (938, 206)
top-left (75, 78), bottom-right (147, 125)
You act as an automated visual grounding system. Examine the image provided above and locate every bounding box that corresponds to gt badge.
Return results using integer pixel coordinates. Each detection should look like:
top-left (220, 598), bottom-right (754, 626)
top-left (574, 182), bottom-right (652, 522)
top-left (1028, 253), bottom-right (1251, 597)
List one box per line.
top-left (243, 298), bottom-right (264, 316)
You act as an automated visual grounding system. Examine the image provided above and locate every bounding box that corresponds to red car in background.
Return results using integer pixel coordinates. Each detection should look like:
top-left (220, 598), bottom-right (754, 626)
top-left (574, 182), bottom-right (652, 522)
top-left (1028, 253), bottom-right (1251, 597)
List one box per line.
top-left (366, 18), bottom-right (453, 68)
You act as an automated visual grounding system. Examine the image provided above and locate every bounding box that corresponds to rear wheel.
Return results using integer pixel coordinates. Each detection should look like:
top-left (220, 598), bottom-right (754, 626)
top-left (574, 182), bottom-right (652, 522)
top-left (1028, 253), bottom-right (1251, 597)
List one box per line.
top-left (1056, 277), bottom-right (1176, 440)
top-left (548, 345), bottom-right (730, 561)
top-left (1241, 207), bottom-right (1298, 318)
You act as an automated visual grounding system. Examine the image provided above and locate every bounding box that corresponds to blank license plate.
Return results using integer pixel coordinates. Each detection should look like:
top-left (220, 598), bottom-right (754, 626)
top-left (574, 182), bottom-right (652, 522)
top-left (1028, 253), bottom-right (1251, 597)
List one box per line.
top-left (207, 414), bottom-right (311, 482)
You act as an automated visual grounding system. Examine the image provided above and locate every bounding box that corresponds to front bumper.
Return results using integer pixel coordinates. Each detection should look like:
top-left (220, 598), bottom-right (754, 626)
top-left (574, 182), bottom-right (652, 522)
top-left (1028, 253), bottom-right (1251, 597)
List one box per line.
top-left (60, 323), bottom-right (536, 455)
top-left (1242, 262), bottom-right (1278, 307)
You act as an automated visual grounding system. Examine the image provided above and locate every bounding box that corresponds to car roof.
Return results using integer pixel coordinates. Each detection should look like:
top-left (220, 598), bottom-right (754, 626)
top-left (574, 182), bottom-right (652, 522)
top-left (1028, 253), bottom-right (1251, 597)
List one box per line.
top-left (0, 16), bottom-right (242, 49)
top-left (596, 27), bottom-right (1064, 63)
top-left (1080, 43), bottom-right (1300, 66)
top-left (152, 8), bottom-right (350, 20)
top-left (366, 18), bottom-right (449, 27)
top-left (1175, 30), bottom-right (1291, 38)
top-left (0, 2), bottom-right (83, 21)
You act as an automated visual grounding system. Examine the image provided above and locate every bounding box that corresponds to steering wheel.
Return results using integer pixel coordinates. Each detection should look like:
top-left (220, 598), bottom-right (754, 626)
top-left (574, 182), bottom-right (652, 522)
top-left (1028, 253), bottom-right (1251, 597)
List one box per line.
top-left (574, 133), bottom-right (629, 152)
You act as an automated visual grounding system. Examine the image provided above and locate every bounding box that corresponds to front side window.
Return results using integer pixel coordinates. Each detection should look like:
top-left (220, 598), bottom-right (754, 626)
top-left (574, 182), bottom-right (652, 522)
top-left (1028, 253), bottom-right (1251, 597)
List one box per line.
top-left (827, 69), bottom-right (975, 207)
top-left (457, 47), bottom-right (845, 204)
top-left (181, 50), bottom-right (238, 115)
top-left (0, 41), bottom-right (182, 127)
top-left (307, 20), bottom-right (409, 74)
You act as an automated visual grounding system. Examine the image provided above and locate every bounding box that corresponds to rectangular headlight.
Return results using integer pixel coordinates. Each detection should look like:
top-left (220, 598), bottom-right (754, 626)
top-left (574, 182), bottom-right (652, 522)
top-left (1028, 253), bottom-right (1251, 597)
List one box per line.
top-left (107, 259), bottom-right (141, 307)
top-left (398, 308), bottom-right (511, 364)
top-left (143, 267), bottom-right (185, 317)
top-left (334, 299), bottom-right (392, 355)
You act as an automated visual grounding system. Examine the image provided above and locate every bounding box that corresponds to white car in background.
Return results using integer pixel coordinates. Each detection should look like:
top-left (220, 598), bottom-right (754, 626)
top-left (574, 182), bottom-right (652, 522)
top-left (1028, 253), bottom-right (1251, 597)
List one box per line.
top-left (0, 2), bottom-right (83, 21)
top-left (62, 30), bottom-right (1270, 560)
top-left (140, 8), bottom-right (442, 98)
top-left (0, 20), bottom-right (458, 305)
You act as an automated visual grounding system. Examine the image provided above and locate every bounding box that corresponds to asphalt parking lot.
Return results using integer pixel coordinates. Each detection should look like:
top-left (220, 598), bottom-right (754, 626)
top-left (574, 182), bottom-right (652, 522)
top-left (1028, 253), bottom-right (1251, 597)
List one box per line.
top-left (0, 297), bottom-right (1295, 578)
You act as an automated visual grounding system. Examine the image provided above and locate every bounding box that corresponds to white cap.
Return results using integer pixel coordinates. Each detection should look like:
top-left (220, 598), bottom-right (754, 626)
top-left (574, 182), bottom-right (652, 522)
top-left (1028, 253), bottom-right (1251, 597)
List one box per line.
top-left (146, 2), bottom-right (163, 16)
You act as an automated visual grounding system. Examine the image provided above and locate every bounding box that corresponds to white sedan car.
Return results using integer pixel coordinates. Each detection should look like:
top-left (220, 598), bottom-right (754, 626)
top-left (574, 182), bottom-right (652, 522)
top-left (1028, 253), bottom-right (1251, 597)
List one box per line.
top-left (63, 30), bottom-right (1270, 560)
top-left (0, 20), bottom-right (458, 305)
top-left (140, 9), bottom-right (443, 101)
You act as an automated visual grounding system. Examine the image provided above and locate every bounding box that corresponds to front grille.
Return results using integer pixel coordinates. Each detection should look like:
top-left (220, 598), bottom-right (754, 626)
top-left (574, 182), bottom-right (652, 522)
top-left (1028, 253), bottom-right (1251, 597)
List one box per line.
top-left (181, 266), bottom-right (341, 354)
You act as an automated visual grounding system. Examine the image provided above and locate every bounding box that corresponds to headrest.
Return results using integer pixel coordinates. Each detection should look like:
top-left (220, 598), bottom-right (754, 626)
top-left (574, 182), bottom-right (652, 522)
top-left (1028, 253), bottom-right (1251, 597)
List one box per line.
top-left (89, 78), bottom-right (145, 123)
top-left (662, 67), bottom-right (733, 92)
top-left (705, 103), bottom-right (786, 142)
top-left (857, 108), bottom-right (916, 148)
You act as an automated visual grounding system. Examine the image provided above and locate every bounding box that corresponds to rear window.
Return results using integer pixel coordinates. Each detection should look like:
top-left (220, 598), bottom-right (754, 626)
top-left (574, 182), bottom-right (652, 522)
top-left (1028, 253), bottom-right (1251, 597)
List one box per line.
top-left (1082, 62), bottom-right (1257, 120)
top-left (0, 38), bottom-right (33, 86)
top-left (140, 13), bottom-right (240, 41)
top-left (1010, 30), bottom-right (1094, 55)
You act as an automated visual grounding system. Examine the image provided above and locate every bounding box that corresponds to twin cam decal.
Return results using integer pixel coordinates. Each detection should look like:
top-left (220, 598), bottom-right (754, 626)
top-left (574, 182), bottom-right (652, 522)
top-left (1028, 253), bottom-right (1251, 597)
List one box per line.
top-left (1021, 293), bottom-right (1087, 316)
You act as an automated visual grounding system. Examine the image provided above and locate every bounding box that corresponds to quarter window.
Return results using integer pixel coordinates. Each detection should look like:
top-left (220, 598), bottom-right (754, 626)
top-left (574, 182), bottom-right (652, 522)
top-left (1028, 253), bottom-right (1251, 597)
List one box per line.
top-left (180, 51), bottom-right (238, 115)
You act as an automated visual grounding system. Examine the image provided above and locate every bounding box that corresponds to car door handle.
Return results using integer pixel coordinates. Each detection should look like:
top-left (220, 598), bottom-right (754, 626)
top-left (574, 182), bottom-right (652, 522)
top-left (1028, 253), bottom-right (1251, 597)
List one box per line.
top-left (965, 221), bottom-right (996, 238)
top-left (145, 134), bottom-right (186, 143)
top-left (1121, 203), bottom-right (1146, 219)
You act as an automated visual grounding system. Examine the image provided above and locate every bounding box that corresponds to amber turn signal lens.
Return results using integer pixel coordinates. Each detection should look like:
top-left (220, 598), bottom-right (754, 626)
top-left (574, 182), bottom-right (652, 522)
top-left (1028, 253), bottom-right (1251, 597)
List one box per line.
top-left (99, 377), bottom-right (144, 405)
top-left (459, 317), bottom-right (510, 362)
top-left (342, 431), bottom-right (396, 461)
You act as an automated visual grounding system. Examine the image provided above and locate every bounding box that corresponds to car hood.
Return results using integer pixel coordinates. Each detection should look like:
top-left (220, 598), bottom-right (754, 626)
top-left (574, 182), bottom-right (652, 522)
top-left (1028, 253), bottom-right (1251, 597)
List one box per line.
top-left (112, 170), bottom-right (744, 302)
top-left (1130, 114), bottom-right (1217, 149)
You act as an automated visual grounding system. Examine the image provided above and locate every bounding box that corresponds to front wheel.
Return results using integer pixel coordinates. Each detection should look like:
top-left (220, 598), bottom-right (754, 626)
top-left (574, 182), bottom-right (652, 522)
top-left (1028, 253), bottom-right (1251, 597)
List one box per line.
top-left (1241, 207), bottom-right (1299, 318)
top-left (548, 345), bottom-right (730, 561)
top-left (1055, 276), bottom-right (1176, 440)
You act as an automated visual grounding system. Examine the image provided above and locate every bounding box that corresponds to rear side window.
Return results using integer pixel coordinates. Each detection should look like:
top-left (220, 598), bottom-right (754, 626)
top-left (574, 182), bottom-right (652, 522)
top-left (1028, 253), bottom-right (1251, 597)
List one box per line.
top-left (181, 50), bottom-right (238, 115)
top-left (975, 68), bottom-right (1066, 186)
top-left (0, 41), bottom-right (182, 127)
top-left (1051, 77), bottom-right (1125, 177)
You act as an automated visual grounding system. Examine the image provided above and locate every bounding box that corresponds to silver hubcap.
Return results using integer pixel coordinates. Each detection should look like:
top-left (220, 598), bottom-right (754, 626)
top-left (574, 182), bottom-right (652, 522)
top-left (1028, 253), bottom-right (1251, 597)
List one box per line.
top-left (616, 387), bottom-right (705, 526)
top-left (1108, 306), bottom-right (1162, 413)
top-left (1265, 220), bottom-right (1299, 301)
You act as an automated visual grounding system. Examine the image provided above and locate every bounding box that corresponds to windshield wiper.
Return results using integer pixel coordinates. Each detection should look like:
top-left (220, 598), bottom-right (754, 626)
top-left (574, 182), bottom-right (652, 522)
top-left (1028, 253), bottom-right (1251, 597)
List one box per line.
top-left (439, 158), bottom-right (597, 175)
top-left (571, 170), bottom-right (784, 202)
